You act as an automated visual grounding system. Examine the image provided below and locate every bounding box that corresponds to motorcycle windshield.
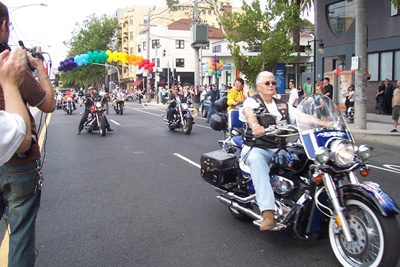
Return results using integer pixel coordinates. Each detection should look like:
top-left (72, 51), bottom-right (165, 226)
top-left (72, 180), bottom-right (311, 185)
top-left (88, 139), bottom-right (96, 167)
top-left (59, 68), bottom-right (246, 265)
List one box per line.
top-left (296, 95), bottom-right (353, 160)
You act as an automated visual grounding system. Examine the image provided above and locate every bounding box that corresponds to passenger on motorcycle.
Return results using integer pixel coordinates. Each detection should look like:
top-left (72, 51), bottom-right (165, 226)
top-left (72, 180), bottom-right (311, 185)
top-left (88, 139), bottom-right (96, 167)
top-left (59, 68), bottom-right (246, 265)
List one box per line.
top-left (167, 86), bottom-right (185, 123)
top-left (239, 71), bottom-right (297, 231)
top-left (77, 86), bottom-right (113, 135)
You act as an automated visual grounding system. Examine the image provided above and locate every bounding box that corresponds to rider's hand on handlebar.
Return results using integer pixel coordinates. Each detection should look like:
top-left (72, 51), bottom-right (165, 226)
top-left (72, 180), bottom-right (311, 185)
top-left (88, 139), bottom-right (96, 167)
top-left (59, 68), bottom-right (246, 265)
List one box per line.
top-left (252, 124), bottom-right (266, 137)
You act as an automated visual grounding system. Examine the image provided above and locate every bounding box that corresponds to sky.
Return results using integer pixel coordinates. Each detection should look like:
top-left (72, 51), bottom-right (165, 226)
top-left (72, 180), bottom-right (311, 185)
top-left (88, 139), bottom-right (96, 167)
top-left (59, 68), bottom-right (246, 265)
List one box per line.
top-left (3, 0), bottom-right (311, 74)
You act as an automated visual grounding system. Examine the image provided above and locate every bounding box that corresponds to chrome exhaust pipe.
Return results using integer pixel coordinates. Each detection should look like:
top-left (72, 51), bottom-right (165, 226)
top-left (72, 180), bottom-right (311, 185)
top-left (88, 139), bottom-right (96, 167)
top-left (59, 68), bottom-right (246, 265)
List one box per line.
top-left (217, 195), bottom-right (262, 221)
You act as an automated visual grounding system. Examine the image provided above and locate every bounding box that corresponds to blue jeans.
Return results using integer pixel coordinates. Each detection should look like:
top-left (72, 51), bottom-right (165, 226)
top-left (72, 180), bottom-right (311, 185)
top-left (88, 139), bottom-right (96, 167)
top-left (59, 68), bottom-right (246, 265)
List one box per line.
top-left (206, 105), bottom-right (216, 123)
top-left (241, 146), bottom-right (276, 212)
top-left (0, 162), bottom-right (41, 267)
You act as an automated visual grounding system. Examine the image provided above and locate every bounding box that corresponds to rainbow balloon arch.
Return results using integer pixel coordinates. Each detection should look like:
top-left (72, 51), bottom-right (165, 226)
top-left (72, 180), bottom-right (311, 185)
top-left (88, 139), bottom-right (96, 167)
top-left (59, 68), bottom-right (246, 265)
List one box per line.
top-left (57, 50), bottom-right (155, 74)
top-left (204, 58), bottom-right (224, 78)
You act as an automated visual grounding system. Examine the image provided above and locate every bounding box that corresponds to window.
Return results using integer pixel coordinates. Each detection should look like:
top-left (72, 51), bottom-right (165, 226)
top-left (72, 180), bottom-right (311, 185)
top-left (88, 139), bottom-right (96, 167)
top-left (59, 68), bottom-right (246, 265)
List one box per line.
top-left (391, 0), bottom-right (400, 16)
top-left (151, 58), bottom-right (161, 68)
top-left (143, 41), bottom-right (146, 50)
top-left (152, 39), bottom-right (160, 49)
top-left (176, 58), bottom-right (184, 68)
top-left (137, 44), bottom-right (141, 53)
top-left (380, 52), bottom-right (393, 81)
top-left (130, 32), bottom-right (133, 40)
top-left (395, 51), bottom-right (400, 80)
top-left (130, 47), bottom-right (134, 54)
top-left (368, 53), bottom-right (379, 81)
top-left (176, 40), bottom-right (185, 49)
top-left (212, 45), bottom-right (221, 53)
top-left (327, 1), bottom-right (355, 37)
top-left (129, 16), bottom-right (134, 25)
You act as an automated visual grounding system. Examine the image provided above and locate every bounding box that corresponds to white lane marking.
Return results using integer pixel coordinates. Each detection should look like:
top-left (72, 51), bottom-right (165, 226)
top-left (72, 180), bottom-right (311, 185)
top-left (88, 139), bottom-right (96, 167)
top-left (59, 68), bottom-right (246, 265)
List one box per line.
top-left (110, 119), bottom-right (121, 125)
top-left (126, 106), bottom-right (163, 117)
top-left (368, 164), bottom-right (400, 174)
top-left (383, 164), bottom-right (400, 172)
top-left (174, 153), bottom-right (201, 169)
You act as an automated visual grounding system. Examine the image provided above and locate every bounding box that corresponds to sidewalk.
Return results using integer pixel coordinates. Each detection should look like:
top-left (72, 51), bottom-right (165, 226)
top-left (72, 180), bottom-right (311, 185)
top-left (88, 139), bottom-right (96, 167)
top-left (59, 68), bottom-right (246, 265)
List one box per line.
top-left (347, 113), bottom-right (400, 147)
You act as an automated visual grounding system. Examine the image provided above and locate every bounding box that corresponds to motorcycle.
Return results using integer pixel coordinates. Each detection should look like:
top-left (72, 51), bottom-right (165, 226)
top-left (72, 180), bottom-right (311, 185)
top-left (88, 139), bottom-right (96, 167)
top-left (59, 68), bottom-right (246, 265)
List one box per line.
top-left (345, 106), bottom-right (354, 123)
top-left (56, 94), bottom-right (63, 110)
top-left (163, 100), bottom-right (194, 135)
top-left (84, 95), bottom-right (108, 137)
top-left (63, 97), bottom-right (74, 115)
top-left (201, 96), bottom-right (399, 267)
top-left (113, 91), bottom-right (126, 115)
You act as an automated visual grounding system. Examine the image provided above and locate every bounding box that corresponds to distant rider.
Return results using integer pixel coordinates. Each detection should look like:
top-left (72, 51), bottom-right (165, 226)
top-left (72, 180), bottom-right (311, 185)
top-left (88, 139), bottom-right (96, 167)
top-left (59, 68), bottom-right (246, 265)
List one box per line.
top-left (167, 86), bottom-right (185, 123)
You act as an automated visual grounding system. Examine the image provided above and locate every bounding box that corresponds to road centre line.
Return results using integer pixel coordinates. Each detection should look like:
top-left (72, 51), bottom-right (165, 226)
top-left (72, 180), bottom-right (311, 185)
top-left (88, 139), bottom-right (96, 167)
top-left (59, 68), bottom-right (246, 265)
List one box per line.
top-left (38, 113), bottom-right (52, 152)
top-left (173, 153), bottom-right (201, 169)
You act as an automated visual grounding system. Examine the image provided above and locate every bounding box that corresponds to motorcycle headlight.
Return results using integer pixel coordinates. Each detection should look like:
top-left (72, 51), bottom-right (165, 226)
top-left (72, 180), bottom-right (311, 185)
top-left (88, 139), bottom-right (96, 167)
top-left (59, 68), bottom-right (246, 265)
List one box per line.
top-left (95, 102), bottom-right (102, 108)
top-left (315, 147), bottom-right (330, 164)
top-left (358, 144), bottom-right (371, 160)
top-left (330, 140), bottom-right (355, 167)
top-left (181, 103), bottom-right (188, 109)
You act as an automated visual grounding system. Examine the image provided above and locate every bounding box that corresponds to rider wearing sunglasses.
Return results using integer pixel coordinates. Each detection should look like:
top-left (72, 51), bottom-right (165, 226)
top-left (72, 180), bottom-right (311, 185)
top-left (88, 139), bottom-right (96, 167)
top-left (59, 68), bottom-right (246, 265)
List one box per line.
top-left (239, 71), bottom-right (298, 231)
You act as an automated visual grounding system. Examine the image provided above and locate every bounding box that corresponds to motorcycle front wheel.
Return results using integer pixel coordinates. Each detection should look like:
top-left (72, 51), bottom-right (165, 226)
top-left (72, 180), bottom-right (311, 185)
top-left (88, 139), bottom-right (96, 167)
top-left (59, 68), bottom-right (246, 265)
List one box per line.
top-left (99, 115), bottom-right (107, 137)
top-left (119, 103), bottom-right (123, 115)
top-left (182, 118), bottom-right (193, 135)
top-left (329, 199), bottom-right (399, 267)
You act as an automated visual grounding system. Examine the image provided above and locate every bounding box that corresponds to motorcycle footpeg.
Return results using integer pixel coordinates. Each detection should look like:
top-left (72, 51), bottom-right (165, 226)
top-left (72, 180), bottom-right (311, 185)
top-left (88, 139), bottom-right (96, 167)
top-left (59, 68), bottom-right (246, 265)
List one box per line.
top-left (252, 220), bottom-right (286, 231)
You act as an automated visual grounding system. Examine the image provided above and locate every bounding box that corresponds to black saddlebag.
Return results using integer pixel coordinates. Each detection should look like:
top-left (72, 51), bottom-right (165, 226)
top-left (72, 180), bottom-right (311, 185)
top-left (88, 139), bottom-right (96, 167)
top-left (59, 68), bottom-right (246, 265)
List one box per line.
top-left (200, 150), bottom-right (239, 188)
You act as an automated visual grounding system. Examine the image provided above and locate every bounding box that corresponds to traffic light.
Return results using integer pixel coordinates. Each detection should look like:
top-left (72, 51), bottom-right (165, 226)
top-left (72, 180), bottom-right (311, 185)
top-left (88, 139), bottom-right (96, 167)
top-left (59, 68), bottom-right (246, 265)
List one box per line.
top-left (163, 49), bottom-right (166, 57)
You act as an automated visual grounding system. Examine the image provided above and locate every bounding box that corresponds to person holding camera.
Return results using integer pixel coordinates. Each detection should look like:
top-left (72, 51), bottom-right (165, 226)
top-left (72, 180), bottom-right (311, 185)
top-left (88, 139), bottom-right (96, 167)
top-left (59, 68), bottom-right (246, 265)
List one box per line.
top-left (0, 2), bottom-right (55, 266)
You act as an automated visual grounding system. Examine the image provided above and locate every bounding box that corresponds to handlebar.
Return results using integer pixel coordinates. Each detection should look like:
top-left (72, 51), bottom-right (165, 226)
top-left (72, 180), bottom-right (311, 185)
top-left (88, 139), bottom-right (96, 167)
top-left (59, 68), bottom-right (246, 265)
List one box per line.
top-left (262, 125), bottom-right (299, 138)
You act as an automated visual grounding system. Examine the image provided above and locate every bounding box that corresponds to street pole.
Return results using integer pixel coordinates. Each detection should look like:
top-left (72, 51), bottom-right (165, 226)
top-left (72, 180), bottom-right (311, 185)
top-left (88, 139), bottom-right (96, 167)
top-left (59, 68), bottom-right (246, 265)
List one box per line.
top-left (146, 8), bottom-right (152, 102)
top-left (354, 0), bottom-right (367, 129)
top-left (155, 45), bottom-right (159, 103)
top-left (193, 0), bottom-right (200, 87)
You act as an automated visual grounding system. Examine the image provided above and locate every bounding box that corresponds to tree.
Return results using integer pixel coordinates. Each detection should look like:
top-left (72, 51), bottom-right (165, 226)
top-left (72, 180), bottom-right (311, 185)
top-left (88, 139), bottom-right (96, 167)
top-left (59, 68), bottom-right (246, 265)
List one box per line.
top-left (61, 14), bottom-right (118, 89)
top-left (220, 0), bottom-right (298, 84)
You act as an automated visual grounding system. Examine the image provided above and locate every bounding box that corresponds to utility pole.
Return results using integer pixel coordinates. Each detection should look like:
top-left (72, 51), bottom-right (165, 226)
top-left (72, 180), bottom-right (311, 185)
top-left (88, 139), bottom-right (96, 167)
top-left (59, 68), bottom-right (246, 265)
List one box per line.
top-left (146, 8), bottom-right (152, 102)
top-left (193, 0), bottom-right (200, 87)
top-left (354, 0), bottom-right (367, 129)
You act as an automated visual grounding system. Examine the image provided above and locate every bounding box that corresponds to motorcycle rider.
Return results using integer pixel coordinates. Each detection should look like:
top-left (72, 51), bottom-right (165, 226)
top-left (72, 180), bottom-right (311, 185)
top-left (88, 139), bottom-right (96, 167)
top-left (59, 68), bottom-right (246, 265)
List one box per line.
top-left (62, 89), bottom-right (77, 110)
top-left (166, 86), bottom-right (185, 123)
top-left (77, 86), bottom-right (113, 134)
top-left (239, 71), bottom-right (297, 231)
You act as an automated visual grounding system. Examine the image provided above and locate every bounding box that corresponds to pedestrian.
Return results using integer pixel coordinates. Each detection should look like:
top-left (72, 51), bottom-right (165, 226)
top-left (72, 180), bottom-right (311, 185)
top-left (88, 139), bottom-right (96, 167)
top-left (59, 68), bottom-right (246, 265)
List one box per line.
top-left (0, 2), bottom-right (56, 265)
top-left (206, 85), bottom-right (220, 123)
top-left (344, 84), bottom-right (355, 115)
top-left (191, 85), bottom-right (201, 116)
top-left (384, 79), bottom-right (394, 115)
top-left (390, 80), bottom-right (400, 132)
top-left (323, 77), bottom-right (333, 99)
top-left (303, 77), bottom-right (313, 97)
top-left (288, 80), bottom-right (299, 107)
top-left (375, 81), bottom-right (385, 115)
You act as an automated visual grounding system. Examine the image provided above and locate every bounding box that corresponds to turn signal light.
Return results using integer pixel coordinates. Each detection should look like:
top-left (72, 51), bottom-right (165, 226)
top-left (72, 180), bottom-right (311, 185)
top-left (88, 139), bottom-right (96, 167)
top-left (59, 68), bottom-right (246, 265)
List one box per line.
top-left (360, 169), bottom-right (369, 177)
top-left (336, 215), bottom-right (342, 228)
top-left (313, 173), bottom-right (323, 184)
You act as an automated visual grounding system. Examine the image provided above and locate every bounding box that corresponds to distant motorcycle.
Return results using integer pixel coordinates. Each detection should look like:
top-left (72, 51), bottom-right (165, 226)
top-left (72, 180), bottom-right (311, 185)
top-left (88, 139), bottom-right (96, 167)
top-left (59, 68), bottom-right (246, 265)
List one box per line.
top-left (163, 100), bottom-right (194, 134)
top-left (56, 95), bottom-right (63, 110)
top-left (84, 95), bottom-right (108, 136)
top-left (63, 97), bottom-right (74, 115)
top-left (113, 91), bottom-right (126, 115)
top-left (345, 106), bottom-right (354, 123)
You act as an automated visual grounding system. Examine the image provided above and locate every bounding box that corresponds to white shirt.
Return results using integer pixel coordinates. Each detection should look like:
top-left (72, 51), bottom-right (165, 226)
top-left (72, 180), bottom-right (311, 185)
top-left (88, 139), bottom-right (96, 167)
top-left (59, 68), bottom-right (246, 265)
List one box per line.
top-left (239, 97), bottom-right (297, 124)
top-left (0, 111), bottom-right (26, 166)
top-left (288, 88), bottom-right (299, 107)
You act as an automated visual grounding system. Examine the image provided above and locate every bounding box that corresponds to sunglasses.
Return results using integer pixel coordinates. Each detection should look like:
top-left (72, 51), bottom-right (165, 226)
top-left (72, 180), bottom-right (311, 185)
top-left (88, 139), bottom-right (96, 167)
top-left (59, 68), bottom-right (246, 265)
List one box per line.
top-left (264, 81), bottom-right (277, 86)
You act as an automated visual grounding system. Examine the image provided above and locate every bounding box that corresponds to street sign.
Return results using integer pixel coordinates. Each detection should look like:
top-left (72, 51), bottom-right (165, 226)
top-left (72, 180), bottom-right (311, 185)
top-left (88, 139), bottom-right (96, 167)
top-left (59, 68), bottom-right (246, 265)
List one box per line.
top-left (351, 56), bottom-right (359, 70)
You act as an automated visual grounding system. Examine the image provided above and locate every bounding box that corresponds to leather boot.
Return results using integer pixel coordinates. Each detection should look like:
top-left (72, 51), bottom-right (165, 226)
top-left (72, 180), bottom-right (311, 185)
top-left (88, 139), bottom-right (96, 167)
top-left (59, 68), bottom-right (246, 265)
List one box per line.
top-left (260, 210), bottom-right (276, 231)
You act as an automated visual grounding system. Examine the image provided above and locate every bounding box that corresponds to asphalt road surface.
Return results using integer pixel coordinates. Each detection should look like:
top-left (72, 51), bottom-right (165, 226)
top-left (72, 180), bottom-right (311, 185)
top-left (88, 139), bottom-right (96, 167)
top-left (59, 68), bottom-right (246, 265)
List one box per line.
top-left (2, 102), bottom-right (399, 267)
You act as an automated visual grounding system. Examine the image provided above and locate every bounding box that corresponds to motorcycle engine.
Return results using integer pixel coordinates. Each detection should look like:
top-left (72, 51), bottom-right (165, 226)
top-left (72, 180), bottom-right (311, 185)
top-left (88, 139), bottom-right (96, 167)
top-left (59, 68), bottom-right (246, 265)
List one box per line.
top-left (270, 175), bottom-right (295, 195)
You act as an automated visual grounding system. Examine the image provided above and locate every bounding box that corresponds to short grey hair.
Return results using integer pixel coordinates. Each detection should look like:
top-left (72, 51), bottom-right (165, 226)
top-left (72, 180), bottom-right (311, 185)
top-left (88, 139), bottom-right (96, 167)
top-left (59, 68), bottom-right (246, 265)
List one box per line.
top-left (256, 71), bottom-right (275, 84)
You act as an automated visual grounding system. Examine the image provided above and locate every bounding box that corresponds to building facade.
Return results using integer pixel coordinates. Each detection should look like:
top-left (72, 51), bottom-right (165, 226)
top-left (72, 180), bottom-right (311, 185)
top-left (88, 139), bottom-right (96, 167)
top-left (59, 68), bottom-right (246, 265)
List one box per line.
top-left (316, 0), bottom-right (400, 111)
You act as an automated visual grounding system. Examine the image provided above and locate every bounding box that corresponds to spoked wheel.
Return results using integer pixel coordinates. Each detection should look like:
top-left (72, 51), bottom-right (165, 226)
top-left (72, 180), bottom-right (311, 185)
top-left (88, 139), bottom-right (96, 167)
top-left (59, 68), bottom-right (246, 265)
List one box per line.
top-left (329, 199), bottom-right (400, 267)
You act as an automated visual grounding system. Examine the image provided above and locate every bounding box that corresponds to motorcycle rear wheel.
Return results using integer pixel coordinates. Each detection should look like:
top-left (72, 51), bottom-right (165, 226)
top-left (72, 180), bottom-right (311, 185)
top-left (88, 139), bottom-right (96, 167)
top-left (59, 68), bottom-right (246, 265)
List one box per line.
top-left (329, 199), bottom-right (399, 267)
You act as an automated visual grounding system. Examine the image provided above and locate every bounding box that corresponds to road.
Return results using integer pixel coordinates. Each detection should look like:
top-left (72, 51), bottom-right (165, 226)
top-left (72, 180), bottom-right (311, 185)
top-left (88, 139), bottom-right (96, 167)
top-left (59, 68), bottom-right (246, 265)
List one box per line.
top-left (3, 101), bottom-right (399, 267)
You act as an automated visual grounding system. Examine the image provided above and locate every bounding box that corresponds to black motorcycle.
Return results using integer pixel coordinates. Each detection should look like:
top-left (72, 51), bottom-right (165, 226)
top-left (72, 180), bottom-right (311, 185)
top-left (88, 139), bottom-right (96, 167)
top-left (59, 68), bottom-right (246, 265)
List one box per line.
top-left (113, 91), bottom-right (125, 115)
top-left (84, 96), bottom-right (108, 137)
top-left (201, 96), bottom-right (399, 267)
top-left (164, 100), bottom-right (194, 135)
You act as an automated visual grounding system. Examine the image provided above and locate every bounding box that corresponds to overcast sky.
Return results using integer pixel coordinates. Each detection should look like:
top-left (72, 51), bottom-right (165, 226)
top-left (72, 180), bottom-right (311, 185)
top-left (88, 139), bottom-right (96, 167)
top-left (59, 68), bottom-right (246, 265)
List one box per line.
top-left (3, 0), bottom-right (310, 72)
